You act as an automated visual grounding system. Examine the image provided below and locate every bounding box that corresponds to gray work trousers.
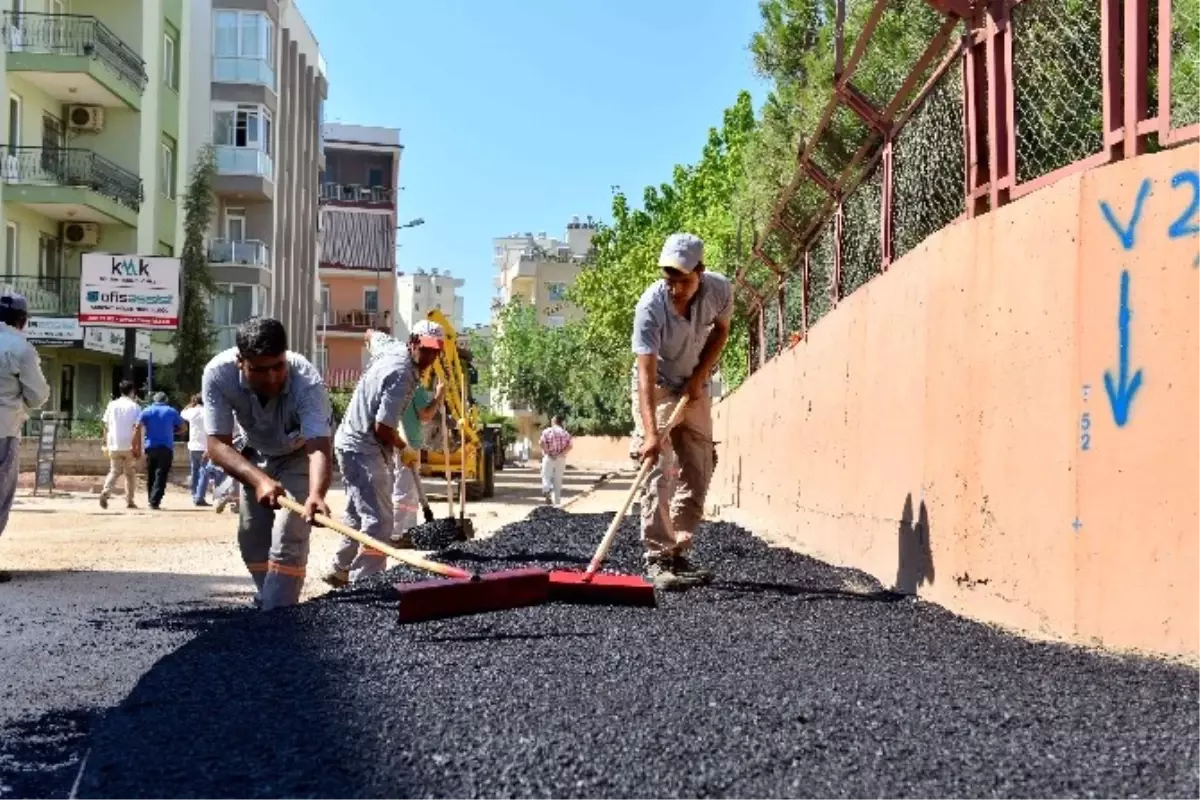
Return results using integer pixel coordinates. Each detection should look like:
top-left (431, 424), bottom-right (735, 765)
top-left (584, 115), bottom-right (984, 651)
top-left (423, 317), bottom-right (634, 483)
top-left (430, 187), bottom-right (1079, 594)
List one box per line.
top-left (630, 378), bottom-right (715, 561)
top-left (333, 448), bottom-right (394, 582)
top-left (237, 449), bottom-right (312, 611)
top-left (0, 436), bottom-right (17, 538)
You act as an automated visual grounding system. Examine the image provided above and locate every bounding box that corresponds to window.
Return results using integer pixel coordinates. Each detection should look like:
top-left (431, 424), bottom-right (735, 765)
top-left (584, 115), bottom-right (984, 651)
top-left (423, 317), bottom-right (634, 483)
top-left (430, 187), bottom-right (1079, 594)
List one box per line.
top-left (367, 167), bottom-right (384, 187)
top-left (5, 222), bottom-right (17, 273)
top-left (213, 104), bottom-right (272, 153)
top-left (319, 284), bottom-right (330, 324)
top-left (159, 135), bottom-right (176, 199)
top-left (77, 364), bottom-right (102, 416)
top-left (315, 345), bottom-right (329, 374)
top-left (8, 93), bottom-right (21, 152)
top-left (38, 234), bottom-right (61, 282)
top-left (225, 207), bottom-right (246, 241)
top-left (435, 284), bottom-right (442, 294)
top-left (414, 284), bottom-right (421, 293)
top-left (363, 287), bottom-right (379, 314)
top-left (210, 283), bottom-right (264, 349)
top-left (546, 315), bottom-right (565, 328)
top-left (547, 281), bottom-right (568, 302)
top-left (163, 26), bottom-right (179, 91)
top-left (213, 10), bottom-right (272, 61)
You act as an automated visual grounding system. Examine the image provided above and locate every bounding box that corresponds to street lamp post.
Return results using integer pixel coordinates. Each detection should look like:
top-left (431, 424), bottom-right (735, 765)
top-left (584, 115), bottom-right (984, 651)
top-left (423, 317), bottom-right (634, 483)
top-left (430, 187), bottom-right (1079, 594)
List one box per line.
top-left (389, 217), bottom-right (424, 336)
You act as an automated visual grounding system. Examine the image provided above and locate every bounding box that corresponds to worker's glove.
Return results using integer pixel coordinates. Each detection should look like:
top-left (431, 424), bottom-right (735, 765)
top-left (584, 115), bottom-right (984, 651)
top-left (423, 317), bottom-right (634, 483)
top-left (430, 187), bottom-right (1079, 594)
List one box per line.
top-left (400, 447), bottom-right (420, 467)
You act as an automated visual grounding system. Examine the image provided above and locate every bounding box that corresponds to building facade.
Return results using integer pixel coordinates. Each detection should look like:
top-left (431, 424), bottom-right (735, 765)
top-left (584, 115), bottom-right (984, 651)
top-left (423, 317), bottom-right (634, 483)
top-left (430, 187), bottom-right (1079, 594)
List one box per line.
top-left (186, 0), bottom-right (326, 358)
top-left (316, 122), bottom-right (400, 385)
top-left (0, 0), bottom-right (189, 422)
top-left (395, 267), bottom-right (463, 339)
top-left (491, 216), bottom-right (596, 327)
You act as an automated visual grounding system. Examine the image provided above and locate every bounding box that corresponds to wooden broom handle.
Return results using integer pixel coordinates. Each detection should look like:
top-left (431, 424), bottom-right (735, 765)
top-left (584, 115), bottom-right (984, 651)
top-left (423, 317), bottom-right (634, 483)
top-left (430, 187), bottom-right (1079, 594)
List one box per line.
top-left (584, 396), bottom-right (690, 577)
top-left (277, 496), bottom-right (469, 580)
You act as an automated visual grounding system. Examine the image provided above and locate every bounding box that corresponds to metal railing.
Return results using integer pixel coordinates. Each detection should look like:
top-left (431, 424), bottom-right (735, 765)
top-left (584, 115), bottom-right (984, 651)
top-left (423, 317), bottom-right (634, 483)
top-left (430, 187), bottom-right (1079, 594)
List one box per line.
top-left (212, 56), bottom-right (275, 89)
top-left (0, 145), bottom-right (143, 212)
top-left (742, 0), bottom-right (1200, 373)
top-left (328, 309), bottom-right (389, 330)
top-left (2, 11), bottom-right (147, 92)
top-left (320, 183), bottom-right (395, 205)
top-left (208, 238), bottom-right (270, 266)
top-left (0, 275), bottom-right (80, 316)
top-left (215, 145), bottom-right (273, 179)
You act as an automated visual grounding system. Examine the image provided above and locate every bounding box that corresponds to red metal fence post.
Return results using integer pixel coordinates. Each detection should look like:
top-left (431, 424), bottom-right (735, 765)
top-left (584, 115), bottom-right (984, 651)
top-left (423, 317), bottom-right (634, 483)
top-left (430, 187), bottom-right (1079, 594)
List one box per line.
top-left (986, 0), bottom-right (1013, 210)
top-left (1123, 0), bottom-right (1149, 156)
top-left (832, 203), bottom-right (845, 308)
top-left (881, 140), bottom-right (895, 270)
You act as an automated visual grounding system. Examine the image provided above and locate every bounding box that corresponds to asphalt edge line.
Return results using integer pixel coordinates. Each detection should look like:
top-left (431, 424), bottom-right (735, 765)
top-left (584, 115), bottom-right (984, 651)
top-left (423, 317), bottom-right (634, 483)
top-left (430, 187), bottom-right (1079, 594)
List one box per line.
top-left (68, 746), bottom-right (90, 799)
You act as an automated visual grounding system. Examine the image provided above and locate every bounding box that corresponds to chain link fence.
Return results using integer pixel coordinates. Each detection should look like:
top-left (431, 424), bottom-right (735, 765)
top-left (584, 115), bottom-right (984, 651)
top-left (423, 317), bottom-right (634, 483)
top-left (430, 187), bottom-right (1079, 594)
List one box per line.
top-left (893, 59), bottom-right (966, 260)
top-left (763, 286), bottom-right (781, 360)
top-left (840, 158), bottom-right (884, 296)
top-left (747, 310), bottom-right (761, 374)
top-left (808, 221), bottom-right (836, 327)
top-left (1011, 0), bottom-right (1104, 182)
top-left (782, 265), bottom-right (806, 343)
top-left (1173, 0), bottom-right (1200, 128)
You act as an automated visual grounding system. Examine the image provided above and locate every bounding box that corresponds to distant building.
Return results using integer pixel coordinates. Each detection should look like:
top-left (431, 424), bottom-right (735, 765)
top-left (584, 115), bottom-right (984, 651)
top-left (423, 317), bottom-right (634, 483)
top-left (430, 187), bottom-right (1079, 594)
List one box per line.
top-left (315, 122), bottom-right (402, 386)
top-left (490, 215), bottom-right (596, 328)
top-left (395, 267), bottom-right (464, 338)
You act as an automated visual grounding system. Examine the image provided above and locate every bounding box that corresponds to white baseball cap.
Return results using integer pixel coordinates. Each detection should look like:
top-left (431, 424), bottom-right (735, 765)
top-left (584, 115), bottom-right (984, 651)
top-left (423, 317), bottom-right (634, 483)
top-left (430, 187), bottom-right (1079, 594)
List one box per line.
top-left (657, 233), bottom-right (704, 273)
top-left (411, 319), bottom-right (445, 350)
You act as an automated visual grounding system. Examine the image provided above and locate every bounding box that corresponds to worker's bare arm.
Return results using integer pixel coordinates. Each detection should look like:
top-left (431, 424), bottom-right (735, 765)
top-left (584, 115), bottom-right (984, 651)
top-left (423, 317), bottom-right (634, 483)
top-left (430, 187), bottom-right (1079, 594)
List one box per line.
top-left (684, 317), bottom-right (731, 400)
top-left (636, 354), bottom-right (660, 462)
top-left (206, 433), bottom-right (277, 506)
top-left (302, 436), bottom-right (333, 522)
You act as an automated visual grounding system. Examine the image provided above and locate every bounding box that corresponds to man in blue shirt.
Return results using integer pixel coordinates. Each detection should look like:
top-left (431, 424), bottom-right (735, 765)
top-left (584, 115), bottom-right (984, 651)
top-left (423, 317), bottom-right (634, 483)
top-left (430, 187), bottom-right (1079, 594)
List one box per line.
top-left (134, 392), bottom-right (185, 510)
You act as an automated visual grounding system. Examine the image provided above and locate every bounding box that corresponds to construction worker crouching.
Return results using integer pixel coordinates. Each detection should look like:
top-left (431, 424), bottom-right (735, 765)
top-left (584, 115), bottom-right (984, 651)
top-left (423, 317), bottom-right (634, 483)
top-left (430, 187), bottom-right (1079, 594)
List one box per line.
top-left (201, 317), bottom-right (334, 611)
top-left (323, 319), bottom-right (445, 586)
top-left (630, 232), bottom-right (732, 590)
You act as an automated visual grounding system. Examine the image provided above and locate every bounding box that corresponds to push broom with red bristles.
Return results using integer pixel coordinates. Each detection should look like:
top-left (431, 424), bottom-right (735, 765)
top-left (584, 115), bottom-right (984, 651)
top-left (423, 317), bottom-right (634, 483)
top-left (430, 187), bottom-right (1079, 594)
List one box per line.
top-left (547, 397), bottom-right (690, 607)
top-left (277, 496), bottom-right (549, 623)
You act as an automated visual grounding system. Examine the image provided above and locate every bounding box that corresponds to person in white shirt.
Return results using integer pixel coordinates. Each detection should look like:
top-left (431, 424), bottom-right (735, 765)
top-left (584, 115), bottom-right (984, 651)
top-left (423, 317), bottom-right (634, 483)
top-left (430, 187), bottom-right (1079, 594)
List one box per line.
top-left (0, 293), bottom-right (50, 582)
top-left (180, 394), bottom-right (211, 507)
top-left (99, 380), bottom-right (143, 510)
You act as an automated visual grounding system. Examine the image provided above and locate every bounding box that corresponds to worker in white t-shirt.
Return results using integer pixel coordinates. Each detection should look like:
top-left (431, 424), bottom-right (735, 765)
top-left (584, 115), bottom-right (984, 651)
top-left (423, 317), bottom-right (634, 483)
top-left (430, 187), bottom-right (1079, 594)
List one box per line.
top-left (99, 380), bottom-right (143, 510)
top-left (180, 394), bottom-right (211, 506)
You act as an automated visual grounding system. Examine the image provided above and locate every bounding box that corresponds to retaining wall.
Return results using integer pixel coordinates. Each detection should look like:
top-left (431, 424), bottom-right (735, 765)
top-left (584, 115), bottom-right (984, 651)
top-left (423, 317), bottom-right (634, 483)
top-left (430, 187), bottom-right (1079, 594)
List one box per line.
top-left (19, 440), bottom-right (192, 477)
top-left (568, 436), bottom-right (633, 467)
top-left (708, 146), bottom-right (1199, 659)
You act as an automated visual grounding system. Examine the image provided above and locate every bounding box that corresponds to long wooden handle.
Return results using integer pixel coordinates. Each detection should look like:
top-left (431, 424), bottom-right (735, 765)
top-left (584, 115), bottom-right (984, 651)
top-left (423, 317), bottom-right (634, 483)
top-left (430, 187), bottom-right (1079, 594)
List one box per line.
top-left (277, 496), bottom-right (470, 580)
top-left (439, 400), bottom-right (455, 518)
top-left (584, 396), bottom-right (690, 577)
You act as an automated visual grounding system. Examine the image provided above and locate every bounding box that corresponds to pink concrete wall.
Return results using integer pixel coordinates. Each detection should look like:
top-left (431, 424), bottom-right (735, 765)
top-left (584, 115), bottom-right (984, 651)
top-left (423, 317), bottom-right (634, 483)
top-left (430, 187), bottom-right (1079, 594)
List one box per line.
top-left (708, 146), bottom-right (1199, 659)
top-left (569, 436), bottom-right (633, 467)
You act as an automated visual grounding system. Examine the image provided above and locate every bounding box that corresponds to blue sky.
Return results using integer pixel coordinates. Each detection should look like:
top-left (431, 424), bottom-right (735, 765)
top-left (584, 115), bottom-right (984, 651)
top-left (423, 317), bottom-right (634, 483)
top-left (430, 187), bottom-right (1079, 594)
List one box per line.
top-left (300, 0), bottom-right (771, 326)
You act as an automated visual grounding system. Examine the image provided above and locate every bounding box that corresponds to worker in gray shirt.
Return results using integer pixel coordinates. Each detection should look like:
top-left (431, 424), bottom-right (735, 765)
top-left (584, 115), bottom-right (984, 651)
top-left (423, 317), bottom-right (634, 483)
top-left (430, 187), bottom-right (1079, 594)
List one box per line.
top-left (630, 232), bottom-right (733, 590)
top-left (324, 318), bottom-right (446, 586)
top-left (201, 317), bottom-right (334, 611)
top-left (0, 293), bottom-right (49, 583)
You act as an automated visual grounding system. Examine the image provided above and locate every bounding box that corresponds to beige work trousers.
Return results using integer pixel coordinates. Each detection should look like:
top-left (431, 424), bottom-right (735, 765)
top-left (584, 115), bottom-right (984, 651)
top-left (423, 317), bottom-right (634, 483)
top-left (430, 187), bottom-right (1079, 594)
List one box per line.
top-left (630, 378), bottom-right (714, 561)
top-left (100, 450), bottom-right (138, 506)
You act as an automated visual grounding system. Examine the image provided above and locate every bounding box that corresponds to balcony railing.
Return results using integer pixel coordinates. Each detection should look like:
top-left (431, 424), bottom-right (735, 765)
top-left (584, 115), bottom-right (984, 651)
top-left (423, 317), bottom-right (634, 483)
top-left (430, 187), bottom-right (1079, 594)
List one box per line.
top-left (2, 12), bottom-right (148, 92)
top-left (208, 238), bottom-right (270, 266)
top-left (320, 183), bottom-right (395, 205)
top-left (0, 145), bottom-right (143, 212)
top-left (212, 56), bottom-right (274, 90)
top-left (215, 145), bottom-right (273, 179)
top-left (0, 275), bottom-right (80, 317)
top-left (325, 309), bottom-right (390, 331)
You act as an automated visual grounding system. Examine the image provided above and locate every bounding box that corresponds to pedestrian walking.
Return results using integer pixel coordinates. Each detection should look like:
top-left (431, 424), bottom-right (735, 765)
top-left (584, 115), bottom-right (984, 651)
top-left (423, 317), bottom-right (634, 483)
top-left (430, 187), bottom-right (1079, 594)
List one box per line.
top-left (202, 317), bottom-right (334, 611)
top-left (180, 394), bottom-right (211, 506)
top-left (134, 392), bottom-right (185, 510)
top-left (630, 232), bottom-right (732, 589)
top-left (539, 415), bottom-right (572, 506)
top-left (0, 292), bottom-right (49, 583)
top-left (210, 423), bottom-right (244, 515)
top-left (99, 380), bottom-right (142, 510)
top-left (323, 320), bottom-right (444, 587)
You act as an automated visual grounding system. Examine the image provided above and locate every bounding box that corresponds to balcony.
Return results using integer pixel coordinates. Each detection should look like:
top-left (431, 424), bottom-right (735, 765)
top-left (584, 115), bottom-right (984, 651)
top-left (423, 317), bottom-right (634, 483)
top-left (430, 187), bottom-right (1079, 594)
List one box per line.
top-left (212, 56), bottom-right (275, 90)
top-left (319, 182), bottom-right (395, 208)
top-left (213, 146), bottom-right (274, 201)
top-left (2, 12), bottom-right (147, 110)
top-left (208, 239), bottom-right (270, 267)
top-left (0, 275), bottom-right (80, 317)
top-left (323, 309), bottom-right (391, 333)
top-left (1, 146), bottom-right (142, 226)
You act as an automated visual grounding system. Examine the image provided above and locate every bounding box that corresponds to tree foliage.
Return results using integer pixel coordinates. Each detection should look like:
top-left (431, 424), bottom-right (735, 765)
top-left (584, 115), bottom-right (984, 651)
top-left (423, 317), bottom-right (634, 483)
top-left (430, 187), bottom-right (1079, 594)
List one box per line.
top-left (171, 145), bottom-right (218, 396)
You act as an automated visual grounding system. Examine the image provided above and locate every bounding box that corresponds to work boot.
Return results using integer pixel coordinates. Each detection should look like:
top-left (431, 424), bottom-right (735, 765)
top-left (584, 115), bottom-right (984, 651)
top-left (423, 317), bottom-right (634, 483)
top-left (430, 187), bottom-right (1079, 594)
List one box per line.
top-left (0, 569), bottom-right (11, 583)
top-left (670, 553), bottom-right (714, 584)
top-left (389, 532), bottom-right (415, 549)
top-left (99, 494), bottom-right (108, 509)
top-left (644, 556), bottom-right (705, 591)
top-left (214, 496), bottom-right (229, 514)
top-left (322, 568), bottom-right (349, 588)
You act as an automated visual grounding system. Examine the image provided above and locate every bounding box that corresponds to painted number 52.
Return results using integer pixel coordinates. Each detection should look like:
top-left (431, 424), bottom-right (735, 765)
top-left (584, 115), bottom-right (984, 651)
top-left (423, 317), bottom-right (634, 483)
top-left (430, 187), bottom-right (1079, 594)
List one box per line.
top-left (1080, 412), bottom-right (1092, 451)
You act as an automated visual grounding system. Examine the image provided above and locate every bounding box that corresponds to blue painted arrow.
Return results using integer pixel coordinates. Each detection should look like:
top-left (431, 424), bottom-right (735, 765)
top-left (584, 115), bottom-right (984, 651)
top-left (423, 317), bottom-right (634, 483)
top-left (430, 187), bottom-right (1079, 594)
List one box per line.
top-left (1103, 269), bottom-right (1143, 427)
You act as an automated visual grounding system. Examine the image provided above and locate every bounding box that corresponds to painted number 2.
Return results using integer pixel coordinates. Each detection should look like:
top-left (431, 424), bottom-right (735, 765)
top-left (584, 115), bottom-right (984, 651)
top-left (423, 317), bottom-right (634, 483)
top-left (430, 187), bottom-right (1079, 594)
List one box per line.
top-left (1169, 170), bottom-right (1200, 242)
top-left (1080, 411), bottom-right (1092, 451)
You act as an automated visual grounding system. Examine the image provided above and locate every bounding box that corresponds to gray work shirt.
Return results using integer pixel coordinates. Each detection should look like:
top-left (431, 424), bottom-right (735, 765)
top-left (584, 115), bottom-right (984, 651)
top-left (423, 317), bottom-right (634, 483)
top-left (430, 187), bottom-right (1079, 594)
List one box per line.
top-left (333, 348), bottom-right (420, 456)
top-left (201, 347), bottom-right (333, 458)
top-left (630, 271), bottom-right (734, 392)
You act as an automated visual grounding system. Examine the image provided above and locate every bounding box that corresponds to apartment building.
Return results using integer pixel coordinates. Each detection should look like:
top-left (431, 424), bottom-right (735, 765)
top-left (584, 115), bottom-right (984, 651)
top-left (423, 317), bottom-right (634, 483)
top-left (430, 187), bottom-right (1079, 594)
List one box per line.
top-left (315, 122), bottom-right (400, 384)
top-left (186, 0), bottom-right (326, 357)
top-left (491, 215), bottom-right (596, 328)
top-left (0, 0), bottom-right (189, 420)
top-left (395, 267), bottom-right (464, 339)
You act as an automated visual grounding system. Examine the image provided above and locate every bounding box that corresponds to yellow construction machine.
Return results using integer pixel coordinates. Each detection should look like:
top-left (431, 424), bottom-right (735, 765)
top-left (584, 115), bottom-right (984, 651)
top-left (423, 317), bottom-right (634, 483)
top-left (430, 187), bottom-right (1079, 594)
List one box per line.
top-left (417, 309), bottom-right (497, 501)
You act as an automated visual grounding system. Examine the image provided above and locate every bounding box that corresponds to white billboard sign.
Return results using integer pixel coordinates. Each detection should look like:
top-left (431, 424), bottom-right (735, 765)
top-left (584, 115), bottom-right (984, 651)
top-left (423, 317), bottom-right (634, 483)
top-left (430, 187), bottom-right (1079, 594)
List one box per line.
top-left (79, 253), bottom-right (180, 330)
top-left (26, 317), bottom-right (83, 347)
top-left (84, 327), bottom-right (151, 359)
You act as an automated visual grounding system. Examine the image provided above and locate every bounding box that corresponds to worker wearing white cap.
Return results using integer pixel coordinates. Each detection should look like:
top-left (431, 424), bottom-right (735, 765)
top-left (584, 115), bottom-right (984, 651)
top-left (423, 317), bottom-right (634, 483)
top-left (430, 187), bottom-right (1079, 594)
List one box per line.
top-left (324, 319), bottom-right (445, 586)
top-left (0, 292), bottom-right (49, 583)
top-left (630, 232), bottom-right (733, 590)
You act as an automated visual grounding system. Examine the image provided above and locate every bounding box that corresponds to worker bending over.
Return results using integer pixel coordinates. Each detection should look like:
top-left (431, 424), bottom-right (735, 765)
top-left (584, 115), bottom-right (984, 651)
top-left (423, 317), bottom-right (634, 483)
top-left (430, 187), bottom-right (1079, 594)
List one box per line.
top-left (324, 320), bottom-right (445, 586)
top-left (360, 326), bottom-right (445, 547)
top-left (631, 232), bottom-right (732, 590)
top-left (202, 317), bottom-right (334, 610)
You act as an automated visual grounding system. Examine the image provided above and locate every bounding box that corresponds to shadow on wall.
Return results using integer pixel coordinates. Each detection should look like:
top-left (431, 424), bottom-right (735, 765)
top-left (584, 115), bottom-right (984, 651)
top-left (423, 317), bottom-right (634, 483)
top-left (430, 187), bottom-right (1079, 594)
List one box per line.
top-left (896, 493), bottom-right (934, 595)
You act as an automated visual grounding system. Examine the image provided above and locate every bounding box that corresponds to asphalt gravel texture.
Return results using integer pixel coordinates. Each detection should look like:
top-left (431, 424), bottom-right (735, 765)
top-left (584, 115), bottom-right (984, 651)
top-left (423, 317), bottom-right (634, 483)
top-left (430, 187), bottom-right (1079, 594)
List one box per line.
top-left (78, 507), bottom-right (1199, 798)
top-left (406, 517), bottom-right (471, 550)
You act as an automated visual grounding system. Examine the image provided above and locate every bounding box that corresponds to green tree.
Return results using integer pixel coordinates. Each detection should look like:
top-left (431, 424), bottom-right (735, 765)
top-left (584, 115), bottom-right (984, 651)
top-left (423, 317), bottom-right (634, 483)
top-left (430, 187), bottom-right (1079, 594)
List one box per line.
top-left (464, 327), bottom-right (494, 405)
top-left (490, 298), bottom-right (577, 418)
top-left (170, 144), bottom-right (218, 396)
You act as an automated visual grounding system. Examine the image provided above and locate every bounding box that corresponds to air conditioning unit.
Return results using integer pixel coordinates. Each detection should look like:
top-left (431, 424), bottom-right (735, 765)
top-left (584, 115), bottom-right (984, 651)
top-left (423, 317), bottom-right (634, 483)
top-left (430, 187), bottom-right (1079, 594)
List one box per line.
top-left (62, 222), bottom-right (100, 247)
top-left (67, 105), bottom-right (104, 132)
